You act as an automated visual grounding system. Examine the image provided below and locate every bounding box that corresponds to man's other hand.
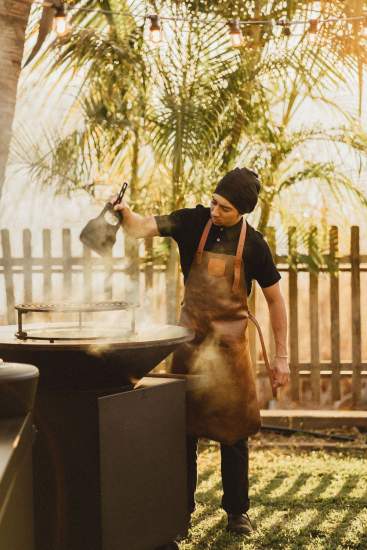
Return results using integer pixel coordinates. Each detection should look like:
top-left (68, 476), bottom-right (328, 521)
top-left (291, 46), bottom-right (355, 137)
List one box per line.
top-left (271, 357), bottom-right (290, 388)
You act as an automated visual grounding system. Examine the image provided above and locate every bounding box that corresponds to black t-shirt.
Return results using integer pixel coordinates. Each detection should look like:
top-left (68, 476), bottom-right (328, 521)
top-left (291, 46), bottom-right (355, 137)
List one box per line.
top-left (155, 205), bottom-right (280, 295)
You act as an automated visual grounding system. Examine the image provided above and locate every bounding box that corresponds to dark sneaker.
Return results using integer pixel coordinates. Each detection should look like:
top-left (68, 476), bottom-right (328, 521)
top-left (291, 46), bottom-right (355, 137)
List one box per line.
top-left (226, 512), bottom-right (254, 535)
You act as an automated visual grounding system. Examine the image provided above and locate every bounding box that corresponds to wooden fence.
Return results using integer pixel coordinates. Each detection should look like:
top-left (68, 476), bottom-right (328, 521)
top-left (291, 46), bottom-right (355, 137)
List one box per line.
top-left (0, 226), bottom-right (366, 408)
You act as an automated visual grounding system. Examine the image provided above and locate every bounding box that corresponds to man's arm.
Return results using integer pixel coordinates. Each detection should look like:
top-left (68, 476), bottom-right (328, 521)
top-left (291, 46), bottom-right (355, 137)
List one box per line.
top-left (113, 199), bottom-right (159, 238)
top-left (261, 282), bottom-right (290, 388)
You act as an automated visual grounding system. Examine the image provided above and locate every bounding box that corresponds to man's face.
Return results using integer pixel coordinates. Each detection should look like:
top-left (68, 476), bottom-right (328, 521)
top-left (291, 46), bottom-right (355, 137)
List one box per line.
top-left (210, 193), bottom-right (241, 227)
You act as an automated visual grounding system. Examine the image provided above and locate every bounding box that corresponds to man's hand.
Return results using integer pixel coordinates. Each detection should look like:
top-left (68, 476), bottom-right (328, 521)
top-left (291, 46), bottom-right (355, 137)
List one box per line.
top-left (262, 283), bottom-right (288, 390)
top-left (109, 195), bottom-right (129, 216)
top-left (108, 195), bottom-right (159, 238)
top-left (271, 356), bottom-right (290, 388)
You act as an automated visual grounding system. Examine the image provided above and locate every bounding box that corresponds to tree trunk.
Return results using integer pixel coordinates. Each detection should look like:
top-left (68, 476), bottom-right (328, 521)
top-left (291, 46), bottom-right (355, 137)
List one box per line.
top-left (0, 0), bottom-right (31, 198)
top-left (124, 127), bottom-right (140, 304)
top-left (258, 199), bottom-right (272, 234)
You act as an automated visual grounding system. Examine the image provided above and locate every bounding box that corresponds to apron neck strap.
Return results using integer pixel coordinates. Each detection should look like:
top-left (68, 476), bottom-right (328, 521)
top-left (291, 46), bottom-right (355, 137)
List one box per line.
top-left (232, 219), bottom-right (247, 292)
top-left (196, 219), bottom-right (212, 264)
top-left (235, 219), bottom-right (247, 260)
top-left (196, 218), bottom-right (247, 277)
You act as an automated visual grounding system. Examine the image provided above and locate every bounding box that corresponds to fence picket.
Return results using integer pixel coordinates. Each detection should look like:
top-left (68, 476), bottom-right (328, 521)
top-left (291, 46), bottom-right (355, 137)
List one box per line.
top-left (288, 227), bottom-right (299, 401)
top-left (82, 245), bottom-right (92, 303)
top-left (62, 229), bottom-right (72, 301)
top-left (166, 241), bottom-right (179, 324)
top-left (23, 229), bottom-right (32, 305)
top-left (248, 284), bottom-right (257, 370)
top-left (42, 230), bottom-right (52, 302)
top-left (144, 237), bottom-right (153, 290)
top-left (1, 230), bottom-right (15, 324)
top-left (103, 253), bottom-right (113, 300)
top-left (351, 226), bottom-right (362, 405)
top-left (266, 227), bottom-right (276, 359)
top-left (125, 235), bottom-right (140, 304)
top-left (309, 227), bottom-right (320, 404)
top-left (329, 226), bottom-right (341, 401)
top-left (0, 226), bottom-right (365, 409)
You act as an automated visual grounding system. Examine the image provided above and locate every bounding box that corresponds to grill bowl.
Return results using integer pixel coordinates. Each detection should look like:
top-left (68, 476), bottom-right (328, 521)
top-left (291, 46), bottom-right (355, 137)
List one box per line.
top-left (0, 324), bottom-right (193, 390)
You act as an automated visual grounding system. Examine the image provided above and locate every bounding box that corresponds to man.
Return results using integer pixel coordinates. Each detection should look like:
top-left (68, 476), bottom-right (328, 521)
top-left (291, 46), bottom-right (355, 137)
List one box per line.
top-left (114, 167), bottom-right (289, 536)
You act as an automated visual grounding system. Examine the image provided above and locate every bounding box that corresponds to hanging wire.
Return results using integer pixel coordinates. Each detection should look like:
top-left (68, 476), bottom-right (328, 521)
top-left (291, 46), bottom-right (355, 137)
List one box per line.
top-left (30, 0), bottom-right (367, 50)
top-left (31, 1), bottom-right (367, 29)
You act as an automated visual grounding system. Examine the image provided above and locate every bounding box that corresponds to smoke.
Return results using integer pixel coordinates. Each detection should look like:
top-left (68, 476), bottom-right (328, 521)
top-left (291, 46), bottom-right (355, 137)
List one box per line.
top-left (187, 335), bottom-right (239, 415)
top-left (85, 307), bottom-right (186, 359)
top-left (180, 330), bottom-right (261, 443)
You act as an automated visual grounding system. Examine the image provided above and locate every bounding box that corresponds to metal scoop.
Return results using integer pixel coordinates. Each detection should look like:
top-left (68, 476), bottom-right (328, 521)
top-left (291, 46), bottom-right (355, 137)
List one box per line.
top-left (79, 182), bottom-right (128, 256)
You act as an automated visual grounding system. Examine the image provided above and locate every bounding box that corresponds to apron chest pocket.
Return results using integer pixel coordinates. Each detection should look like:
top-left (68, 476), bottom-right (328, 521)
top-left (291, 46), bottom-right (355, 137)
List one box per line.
top-left (207, 257), bottom-right (226, 277)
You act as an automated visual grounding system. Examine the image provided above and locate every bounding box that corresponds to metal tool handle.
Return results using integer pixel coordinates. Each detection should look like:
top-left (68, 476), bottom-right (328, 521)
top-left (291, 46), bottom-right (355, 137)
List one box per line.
top-left (112, 182), bottom-right (128, 206)
top-left (107, 181), bottom-right (128, 224)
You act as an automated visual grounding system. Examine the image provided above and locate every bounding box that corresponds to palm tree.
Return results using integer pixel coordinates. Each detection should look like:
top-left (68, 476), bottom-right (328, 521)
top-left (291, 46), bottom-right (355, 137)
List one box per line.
top-left (0, 0), bottom-right (32, 197)
top-left (12, 0), bottom-right (367, 242)
top-left (215, 55), bottom-right (367, 231)
top-left (7, 0), bottom-right (366, 326)
top-left (17, 1), bottom-right (367, 198)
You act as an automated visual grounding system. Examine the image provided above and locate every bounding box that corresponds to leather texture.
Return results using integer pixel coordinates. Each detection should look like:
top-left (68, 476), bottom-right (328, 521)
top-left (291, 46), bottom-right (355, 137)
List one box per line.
top-left (171, 220), bottom-right (265, 445)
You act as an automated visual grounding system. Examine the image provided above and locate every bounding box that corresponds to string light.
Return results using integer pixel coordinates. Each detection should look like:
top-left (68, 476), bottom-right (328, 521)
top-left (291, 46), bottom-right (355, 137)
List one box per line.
top-left (33, 2), bottom-right (367, 48)
top-left (280, 20), bottom-right (291, 37)
top-left (228, 19), bottom-right (243, 47)
top-left (309, 18), bottom-right (319, 34)
top-left (35, 2), bottom-right (367, 28)
top-left (52, 3), bottom-right (70, 37)
top-left (307, 18), bottom-right (319, 44)
top-left (362, 15), bottom-right (367, 38)
top-left (148, 14), bottom-right (162, 43)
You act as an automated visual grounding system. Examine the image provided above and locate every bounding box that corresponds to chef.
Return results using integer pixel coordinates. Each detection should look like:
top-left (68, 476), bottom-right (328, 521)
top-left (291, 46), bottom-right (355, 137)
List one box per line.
top-left (114, 167), bottom-right (289, 536)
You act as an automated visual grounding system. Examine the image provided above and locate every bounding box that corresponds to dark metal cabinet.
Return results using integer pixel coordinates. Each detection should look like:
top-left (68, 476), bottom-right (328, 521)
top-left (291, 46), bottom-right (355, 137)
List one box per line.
top-left (0, 415), bottom-right (34, 550)
top-left (99, 377), bottom-right (187, 550)
top-left (33, 377), bottom-right (187, 550)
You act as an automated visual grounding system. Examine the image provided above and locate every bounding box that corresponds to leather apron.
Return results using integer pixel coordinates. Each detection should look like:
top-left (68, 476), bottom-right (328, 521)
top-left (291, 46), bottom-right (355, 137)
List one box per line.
top-left (171, 218), bottom-right (275, 446)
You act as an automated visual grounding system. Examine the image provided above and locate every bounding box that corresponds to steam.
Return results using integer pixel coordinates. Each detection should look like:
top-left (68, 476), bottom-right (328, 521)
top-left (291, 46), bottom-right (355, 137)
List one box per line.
top-left (186, 335), bottom-right (239, 415)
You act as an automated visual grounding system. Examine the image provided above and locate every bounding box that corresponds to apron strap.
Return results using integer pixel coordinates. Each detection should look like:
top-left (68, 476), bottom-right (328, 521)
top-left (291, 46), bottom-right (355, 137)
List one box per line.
top-left (248, 311), bottom-right (277, 398)
top-left (196, 220), bottom-right (212, 264)
top-left (196, 218), bottom-right (247, 289)
top-left (232, 219), bottom-right (247, 292)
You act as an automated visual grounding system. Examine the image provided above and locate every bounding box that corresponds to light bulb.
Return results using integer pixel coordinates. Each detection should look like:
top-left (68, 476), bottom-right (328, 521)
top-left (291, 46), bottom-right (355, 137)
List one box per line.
top-left (309, 18), bottom-right (318, 34)
top-left (362, 15), bottom-right (367, 38)
top-left (150, 28), bottom-right (161, 43)
top-left (282, 21), bottom-right (291, 37)
top-left (149, 14), bottom-right (162, 44)
top-left (308, 18), bottom-right (319, 44)
top-left (228, 19), bottom-right (243, 47)
top-left (53, 4), bottom-right (69, 37)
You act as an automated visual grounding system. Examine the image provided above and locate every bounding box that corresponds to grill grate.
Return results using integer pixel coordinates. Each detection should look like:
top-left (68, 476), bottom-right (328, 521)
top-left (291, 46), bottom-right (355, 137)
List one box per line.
top-left (15, 301), bottom-right (132, 313)
top-left (14, 301), bottom-right (137, 341)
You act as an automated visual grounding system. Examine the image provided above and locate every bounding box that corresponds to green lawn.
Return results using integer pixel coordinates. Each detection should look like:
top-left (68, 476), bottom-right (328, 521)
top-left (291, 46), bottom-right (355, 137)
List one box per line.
top-left (180, 443), bottom-right (367, 550)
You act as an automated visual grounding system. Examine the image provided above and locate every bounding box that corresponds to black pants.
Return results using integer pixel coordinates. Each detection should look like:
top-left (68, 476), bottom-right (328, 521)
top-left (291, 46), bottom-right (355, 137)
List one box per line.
top-left (186, 435), bottom-right (249, 515)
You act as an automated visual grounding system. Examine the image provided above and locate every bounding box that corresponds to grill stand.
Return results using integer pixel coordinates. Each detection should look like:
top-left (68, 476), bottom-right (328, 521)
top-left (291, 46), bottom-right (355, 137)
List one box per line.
top-left (0, 321), bottom-right (193, 550)
top-left (15, 309), bottom-right (27, 340)
top-left (34, 377), bottom-right (188, 550)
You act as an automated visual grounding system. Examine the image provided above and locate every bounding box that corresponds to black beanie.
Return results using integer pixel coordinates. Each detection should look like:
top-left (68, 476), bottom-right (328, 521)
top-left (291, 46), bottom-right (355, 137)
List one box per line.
top-left (214, 167), bottom-right (261, 214)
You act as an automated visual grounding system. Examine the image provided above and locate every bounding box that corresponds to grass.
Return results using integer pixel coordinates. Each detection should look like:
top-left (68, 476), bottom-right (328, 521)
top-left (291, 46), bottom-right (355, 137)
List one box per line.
top-left (179, 443), bottom-right (367, 550)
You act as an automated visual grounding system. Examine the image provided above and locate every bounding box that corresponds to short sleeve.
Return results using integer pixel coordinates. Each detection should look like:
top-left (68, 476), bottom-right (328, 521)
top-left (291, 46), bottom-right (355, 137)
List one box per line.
top-left (154, 206), bottom-right (208, 242)
top-left (154, 209), bottom-right (188, 239)
top-left (255, 239), bottom-right (281, 288)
